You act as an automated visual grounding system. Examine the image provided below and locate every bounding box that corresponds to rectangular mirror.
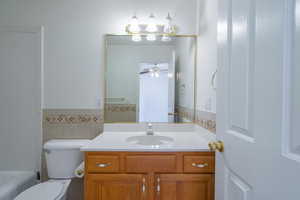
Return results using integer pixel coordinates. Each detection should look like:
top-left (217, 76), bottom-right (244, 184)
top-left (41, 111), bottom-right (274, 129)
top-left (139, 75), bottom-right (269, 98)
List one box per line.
top-left (105, 35), bottom-right (196, 123)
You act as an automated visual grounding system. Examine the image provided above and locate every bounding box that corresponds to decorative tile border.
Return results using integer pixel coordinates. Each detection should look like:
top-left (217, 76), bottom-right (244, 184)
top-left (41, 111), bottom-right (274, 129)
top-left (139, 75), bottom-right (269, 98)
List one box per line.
top-left (43, 108), bottom-right (215, 132)
top-left (43, 109), bottom-right (103, 125)
top-left (175, 105), bottom-right (195, 122)
top-left (175, 106), bottom-right (216, 133)
top-left (195, 110), bottom-right (216, 133)
top-left (105, 104), bottom-right (136, 112)
top-left (195, 118), bottom-right (216, 133)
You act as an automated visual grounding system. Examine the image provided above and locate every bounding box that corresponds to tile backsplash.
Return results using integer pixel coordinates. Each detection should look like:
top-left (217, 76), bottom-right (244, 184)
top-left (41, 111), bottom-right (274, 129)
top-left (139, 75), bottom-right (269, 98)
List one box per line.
top-left (195, 110), bottom-right (216, 133)
top-left (43, 109), bottom-right (103, 142)
top-left (175, 105), bottom-right (195, 122)
top-left (104, 104), bottom-right (136, 122)
top-left (175, 106), bottom-right (216, 133)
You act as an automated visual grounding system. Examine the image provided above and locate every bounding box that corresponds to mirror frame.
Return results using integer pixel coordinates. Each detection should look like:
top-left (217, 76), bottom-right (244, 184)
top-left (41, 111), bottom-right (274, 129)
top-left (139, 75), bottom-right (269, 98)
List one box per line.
top-left (104, 34), bottom-right (198, 124)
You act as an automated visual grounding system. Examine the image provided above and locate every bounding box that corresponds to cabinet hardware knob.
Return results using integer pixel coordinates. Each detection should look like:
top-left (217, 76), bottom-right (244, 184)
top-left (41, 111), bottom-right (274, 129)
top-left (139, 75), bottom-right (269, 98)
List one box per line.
top-left (142, 178), bottom-right (146, 193)
top-left (157, 177), bottom-right (161, 193)
top-left (192, 163), bottom-right (208, 168)
top-left (96, 163), bottom-right (111, 168)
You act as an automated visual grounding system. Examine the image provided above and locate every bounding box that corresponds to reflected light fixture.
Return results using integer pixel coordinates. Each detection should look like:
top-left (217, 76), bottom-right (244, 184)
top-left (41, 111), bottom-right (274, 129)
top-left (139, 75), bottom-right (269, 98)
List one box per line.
top-left (132, 34), bottom-right (142, 42)
top-left (146, 34), bottom-right (156, 41)
top-left (161, 35), bottom-right (172, 42)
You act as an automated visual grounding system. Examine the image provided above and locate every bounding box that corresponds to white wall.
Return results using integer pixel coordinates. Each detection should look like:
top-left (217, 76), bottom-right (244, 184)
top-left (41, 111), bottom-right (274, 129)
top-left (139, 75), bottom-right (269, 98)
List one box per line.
top-left (196, 0), bottom-right (218, 113)
top-left (0, 0), bottom-right (197, 109)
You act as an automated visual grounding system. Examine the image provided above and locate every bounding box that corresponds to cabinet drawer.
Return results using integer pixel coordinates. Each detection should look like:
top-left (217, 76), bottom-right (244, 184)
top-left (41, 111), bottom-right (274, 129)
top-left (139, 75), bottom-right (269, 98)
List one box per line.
top-left (126, 155), bottom-right (177, 172)
top-left (184, 155), bottom-right (214, 173)
top-left (87, 155), bottom-right (120, 172)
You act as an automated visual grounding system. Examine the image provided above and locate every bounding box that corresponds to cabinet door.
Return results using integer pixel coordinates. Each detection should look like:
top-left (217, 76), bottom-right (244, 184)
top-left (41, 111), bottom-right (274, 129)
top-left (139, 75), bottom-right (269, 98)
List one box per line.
top-left (85, 174), bottom-right (147, 200)
top-left (155, 174), bottom-right (214, 200)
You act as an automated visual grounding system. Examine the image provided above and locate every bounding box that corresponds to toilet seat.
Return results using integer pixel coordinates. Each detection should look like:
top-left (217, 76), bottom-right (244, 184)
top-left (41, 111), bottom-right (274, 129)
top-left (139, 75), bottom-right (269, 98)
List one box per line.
top-left (15, 180), bottom-right (71, 200)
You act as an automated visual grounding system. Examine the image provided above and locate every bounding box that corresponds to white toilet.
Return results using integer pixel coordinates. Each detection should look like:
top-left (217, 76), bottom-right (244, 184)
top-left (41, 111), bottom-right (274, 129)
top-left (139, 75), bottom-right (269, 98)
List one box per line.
top-left (15, 139), bottom-right (89, 200)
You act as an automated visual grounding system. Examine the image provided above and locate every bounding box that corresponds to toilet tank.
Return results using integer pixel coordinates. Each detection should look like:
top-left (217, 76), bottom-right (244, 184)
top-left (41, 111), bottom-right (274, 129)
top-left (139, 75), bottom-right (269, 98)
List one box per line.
top-left (44, 139), bottom-right (89, 179)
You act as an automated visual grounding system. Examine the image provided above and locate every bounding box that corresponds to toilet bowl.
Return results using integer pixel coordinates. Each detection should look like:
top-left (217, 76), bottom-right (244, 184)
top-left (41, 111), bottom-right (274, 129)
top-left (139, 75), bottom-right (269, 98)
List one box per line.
top-left (15, 139), bottom-right (89, 200)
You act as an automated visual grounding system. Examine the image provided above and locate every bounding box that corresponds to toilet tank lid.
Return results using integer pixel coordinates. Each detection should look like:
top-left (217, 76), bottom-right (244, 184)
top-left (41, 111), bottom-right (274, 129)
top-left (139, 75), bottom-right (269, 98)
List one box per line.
top-left (44, 139), bottom-right (90, 150)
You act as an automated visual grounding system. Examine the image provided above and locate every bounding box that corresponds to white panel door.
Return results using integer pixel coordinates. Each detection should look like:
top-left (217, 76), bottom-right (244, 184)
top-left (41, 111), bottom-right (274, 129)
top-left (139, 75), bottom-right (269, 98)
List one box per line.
top-left (216, 0), bottom-right (300, 199)
top-left (0, 27), bottom-right (43, 171)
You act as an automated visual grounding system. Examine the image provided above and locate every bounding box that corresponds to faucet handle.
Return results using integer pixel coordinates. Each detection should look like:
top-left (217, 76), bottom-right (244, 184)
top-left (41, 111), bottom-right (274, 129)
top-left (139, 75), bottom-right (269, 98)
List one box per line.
top-left (146, 123), bottom-right (154, 135)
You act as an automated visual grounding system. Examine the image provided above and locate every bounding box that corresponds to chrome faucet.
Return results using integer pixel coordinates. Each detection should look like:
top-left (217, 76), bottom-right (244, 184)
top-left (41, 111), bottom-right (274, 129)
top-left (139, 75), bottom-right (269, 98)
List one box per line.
top-left (146, 123), bottom-right (154, 136)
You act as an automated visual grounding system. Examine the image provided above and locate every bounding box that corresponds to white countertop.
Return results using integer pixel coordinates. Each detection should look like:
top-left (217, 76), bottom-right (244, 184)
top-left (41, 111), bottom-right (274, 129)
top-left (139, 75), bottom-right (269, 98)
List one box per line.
top-left (80, 128), bottom-right (215, 152)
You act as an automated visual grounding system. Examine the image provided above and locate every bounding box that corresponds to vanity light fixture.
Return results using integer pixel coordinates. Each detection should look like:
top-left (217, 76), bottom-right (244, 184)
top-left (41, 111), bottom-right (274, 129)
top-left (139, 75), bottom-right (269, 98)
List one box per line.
top-left (126, 13), bottom-right (176, 42)
top-left (128, 15), bottom-right (140, 33)
top-left (145, 13), bottom-right (158, 33)
top-left (163, 13), bottom-right (174, 34)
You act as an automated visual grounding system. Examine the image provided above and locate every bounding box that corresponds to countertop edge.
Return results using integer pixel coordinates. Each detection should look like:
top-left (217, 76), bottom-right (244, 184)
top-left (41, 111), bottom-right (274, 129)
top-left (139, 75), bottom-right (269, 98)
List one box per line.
top-left (80, 148), bottom-right (212, 152)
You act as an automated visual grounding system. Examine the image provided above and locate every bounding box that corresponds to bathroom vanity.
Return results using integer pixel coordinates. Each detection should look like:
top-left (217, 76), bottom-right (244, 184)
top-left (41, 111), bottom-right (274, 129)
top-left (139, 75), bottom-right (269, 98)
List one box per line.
top-left (81, 130), bottom-right (215, 200)
top-left (81, 34), bottom-right (216, 200)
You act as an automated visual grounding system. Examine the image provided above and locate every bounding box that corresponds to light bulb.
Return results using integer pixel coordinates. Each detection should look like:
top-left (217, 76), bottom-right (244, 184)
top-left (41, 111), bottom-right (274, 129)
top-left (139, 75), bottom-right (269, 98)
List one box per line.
top-left (163, 13), bottom-right (173, 34)
top-left (161, 35), bottom-right (172, 42)
top-left (129, 15), bottom-right (140, 33)
top-left (146, 14), bottom-right (158, 32)
top-left (132, 34), bottom-right (142, 42)
top-left (146, 34), bottom-right (156, 41)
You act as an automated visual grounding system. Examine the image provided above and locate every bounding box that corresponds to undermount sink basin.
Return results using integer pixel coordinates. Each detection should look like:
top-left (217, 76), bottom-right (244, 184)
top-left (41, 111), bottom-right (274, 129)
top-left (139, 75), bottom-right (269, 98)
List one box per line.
top-left (126, 135), bottom-right (174, 146)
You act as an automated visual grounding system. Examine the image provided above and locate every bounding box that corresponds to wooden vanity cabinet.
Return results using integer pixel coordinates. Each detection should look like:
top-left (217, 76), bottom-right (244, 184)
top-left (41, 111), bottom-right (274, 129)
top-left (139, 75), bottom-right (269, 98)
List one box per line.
top-left (156, 174), bottom-right (214, 200)
top-left (84, 152), bottom-right (215, 200)
top-left (85, 174), bottom-right (147, 200)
